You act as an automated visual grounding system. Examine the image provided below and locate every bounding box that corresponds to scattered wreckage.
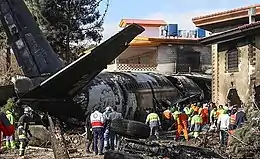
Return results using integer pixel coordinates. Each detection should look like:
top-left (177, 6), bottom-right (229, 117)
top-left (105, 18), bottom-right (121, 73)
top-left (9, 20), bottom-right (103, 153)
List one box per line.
top-left (104, 119), bottom-right (223, 159)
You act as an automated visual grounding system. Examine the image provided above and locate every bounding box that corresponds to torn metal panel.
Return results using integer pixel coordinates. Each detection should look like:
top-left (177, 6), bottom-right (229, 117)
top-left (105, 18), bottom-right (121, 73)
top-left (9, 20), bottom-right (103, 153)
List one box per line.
top-left (166, 75), bottom-right (204, 99)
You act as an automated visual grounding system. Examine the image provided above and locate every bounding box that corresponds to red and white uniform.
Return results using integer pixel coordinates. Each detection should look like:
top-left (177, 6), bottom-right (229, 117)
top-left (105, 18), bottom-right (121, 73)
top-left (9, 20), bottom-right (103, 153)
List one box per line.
top-left (90, 111), bottom-right (105, 128)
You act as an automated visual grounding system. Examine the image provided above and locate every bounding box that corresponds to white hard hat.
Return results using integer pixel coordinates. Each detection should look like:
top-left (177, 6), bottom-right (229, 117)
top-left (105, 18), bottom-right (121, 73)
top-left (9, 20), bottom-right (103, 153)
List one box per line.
top-left (24, 106), bottom-right (33, 114)
top-left (105, 106), bottom-right (112, 111)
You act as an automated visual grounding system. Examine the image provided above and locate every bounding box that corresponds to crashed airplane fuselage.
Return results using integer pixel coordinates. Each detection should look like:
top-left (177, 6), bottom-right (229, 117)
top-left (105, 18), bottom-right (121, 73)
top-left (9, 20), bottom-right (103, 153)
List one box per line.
top-left (0, 0), bottom-right (207, 123)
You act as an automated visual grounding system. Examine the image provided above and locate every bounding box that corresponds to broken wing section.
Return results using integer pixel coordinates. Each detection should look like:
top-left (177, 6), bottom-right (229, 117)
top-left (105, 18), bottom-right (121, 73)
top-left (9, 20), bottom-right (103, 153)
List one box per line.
top-left (0, 0), bottom-right (64, 77)
top-left (21, 24), bottom-right (145, 99)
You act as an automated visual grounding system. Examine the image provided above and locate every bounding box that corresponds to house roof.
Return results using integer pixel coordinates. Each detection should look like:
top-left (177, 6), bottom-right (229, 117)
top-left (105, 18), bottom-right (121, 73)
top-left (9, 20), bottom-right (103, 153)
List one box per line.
top-left (129, 37), bottom-right (200, 47)
top-left (199, 21), bottom-right (260, 45)
top-left (119, 19), bottom-right (167, 27)
top-left (192, 4), bottom-right (260, 31)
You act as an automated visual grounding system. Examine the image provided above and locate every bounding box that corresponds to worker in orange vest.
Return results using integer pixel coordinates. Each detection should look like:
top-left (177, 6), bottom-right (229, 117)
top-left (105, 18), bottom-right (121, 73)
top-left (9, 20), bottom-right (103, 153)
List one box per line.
top-left (201, 103), bottom-right (209, 125)
top-left (191, 103), bottom-right (199, 113)
top-left (162, 106), bottom-right (173, 130)
top-left (229, 107), bottom-right (237, 132)
top-left (174, 108), bottom-right (189, 141)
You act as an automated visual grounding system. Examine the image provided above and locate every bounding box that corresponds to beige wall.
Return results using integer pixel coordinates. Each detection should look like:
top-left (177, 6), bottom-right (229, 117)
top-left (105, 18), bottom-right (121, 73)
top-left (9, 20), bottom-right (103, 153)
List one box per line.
top-left (218, 44), bottom-right (249, 105)
top-left (212, 36), bottom-right (260, 106)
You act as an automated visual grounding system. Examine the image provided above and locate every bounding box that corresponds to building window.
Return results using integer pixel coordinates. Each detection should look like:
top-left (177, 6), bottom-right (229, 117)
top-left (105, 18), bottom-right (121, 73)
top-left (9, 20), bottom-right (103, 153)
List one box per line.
top-left (226, 48), bottom-right (239, 72)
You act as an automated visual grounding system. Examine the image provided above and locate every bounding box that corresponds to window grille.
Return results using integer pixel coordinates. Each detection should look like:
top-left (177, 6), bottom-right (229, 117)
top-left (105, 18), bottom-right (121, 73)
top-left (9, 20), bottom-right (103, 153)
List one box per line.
top-left (226, 48), bottom-right (238, 72)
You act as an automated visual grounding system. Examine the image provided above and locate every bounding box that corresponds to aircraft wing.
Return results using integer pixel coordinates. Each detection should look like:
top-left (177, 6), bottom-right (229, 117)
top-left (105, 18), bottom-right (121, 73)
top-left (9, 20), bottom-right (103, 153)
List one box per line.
top-left (21, 24), bottom-right (144, 99)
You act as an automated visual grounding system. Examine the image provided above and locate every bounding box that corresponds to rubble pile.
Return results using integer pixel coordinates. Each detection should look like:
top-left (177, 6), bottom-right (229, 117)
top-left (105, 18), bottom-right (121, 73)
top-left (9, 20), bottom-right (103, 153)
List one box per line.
top-left (229, 109), bottom-right (260, 158)
top-left (104, 119), bottom-right (224, 159)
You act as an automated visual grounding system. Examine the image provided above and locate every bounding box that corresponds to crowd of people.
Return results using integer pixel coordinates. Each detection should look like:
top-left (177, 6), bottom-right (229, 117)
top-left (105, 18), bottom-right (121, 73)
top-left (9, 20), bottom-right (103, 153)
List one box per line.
top-left (145, 101), bottom-right (247, 146)
top-left (0, 99), bottom-right (248, 157)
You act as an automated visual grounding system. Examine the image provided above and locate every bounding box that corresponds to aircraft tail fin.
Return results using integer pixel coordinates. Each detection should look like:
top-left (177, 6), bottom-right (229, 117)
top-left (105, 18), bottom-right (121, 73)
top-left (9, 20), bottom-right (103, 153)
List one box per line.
top-left (0, 0), bottom-right (64, 78)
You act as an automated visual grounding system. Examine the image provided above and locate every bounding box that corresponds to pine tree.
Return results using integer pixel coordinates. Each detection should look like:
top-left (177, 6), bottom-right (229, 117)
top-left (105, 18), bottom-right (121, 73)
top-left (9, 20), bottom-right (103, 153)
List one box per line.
top-left (25, 0), bottom-right (109, 63)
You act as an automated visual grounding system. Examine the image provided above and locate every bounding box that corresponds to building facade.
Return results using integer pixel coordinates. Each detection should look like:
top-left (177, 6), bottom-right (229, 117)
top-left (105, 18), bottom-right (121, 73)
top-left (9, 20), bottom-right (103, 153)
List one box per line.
top-left (193, 5), bottom-right (260, 106)
top-left (105, 19), bottom-right (211, 75)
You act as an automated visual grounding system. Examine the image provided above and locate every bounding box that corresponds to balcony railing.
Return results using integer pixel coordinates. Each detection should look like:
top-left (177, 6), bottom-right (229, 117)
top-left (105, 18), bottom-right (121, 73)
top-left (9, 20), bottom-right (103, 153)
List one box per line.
top-left (105, 63), bottom-right (157, 72)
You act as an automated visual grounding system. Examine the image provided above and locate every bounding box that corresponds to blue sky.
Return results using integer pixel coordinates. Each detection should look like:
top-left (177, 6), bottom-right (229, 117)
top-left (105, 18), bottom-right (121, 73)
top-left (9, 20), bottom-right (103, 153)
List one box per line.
top-left (100, 0), bottom-right (259, 40)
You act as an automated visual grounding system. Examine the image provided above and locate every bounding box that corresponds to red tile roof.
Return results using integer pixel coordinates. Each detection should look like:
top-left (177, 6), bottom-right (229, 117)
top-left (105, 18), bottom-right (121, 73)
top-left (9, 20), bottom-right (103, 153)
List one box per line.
top-left (238, 20), bottom-right (260, 29)
top-left (193, 4), bottom-right (260, 21)
top-left (119, 19), bottom-right (167, 27)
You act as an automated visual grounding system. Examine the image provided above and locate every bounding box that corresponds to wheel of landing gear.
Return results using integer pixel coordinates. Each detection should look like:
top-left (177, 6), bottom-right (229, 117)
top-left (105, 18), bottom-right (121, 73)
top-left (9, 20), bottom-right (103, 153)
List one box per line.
top-left (110, 119), bottom-right (150, 139)
top-left (104, 151), bottom-right (144, 159)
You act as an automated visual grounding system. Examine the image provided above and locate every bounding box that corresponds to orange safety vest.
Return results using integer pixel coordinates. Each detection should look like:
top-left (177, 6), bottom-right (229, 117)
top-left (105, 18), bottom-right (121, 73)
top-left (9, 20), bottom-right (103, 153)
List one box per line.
top-left (192, 105), bottom-right (199, 112)
top-left (163, 110), bottom-right (172, 120)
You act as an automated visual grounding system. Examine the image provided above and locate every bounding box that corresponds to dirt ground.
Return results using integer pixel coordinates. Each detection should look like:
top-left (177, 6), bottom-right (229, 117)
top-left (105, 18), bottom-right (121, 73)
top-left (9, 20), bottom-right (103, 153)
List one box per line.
top-left (0, 148), bottom-right (103, 159)
top-left (0, 129), bottom-right (224, 159)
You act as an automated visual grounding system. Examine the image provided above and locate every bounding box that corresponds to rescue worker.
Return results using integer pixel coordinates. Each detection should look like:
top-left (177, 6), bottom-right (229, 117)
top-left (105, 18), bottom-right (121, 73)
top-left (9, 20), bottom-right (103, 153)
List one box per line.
top-left (184, 104), bottom-right (193, 129)
top-left (216, 105), bottom-right (225, 119)
top-left (0, 111), bottom-right (15, 153)
top-left (202, 103), bottom-right (209, 124)
top-left (108, 106), bottom-right (123, 150)
top-left (85, 113), bottom-right (94, 153)
top-left (229, 107), bottom-right (237, 131)
top-left (5, 109), bottom-right (15, 149)
top-left (210, 106), bottom-right (218, 126)
top-left (191, 103), bottom-right (199, 112)
top-left (162, 106), bottom-right (173, 130)
top-left (145, 109), bottom-right (161, 139)
top-left (199, 107), bottom-right (207, 126)
top-left (174, 109), bottom-right (189, 141)
top-left (103, 106), bottom-right (112, 150)
top-left (90, 106), bottom-right (105, 155)
top-left (190, 111), bottom-right (202, 139)
top-left (235, 107), bottom-right (246, 129)
top-left (217, 109), bottom-right (230, 146)
top-left (17, 106), bottom-right (33, 157)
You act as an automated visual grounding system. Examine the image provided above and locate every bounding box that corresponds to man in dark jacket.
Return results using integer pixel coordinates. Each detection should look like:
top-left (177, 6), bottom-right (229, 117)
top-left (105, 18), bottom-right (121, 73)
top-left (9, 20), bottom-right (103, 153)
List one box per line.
top-left (108, 106), bottom-right (123, 150)
top-left (235, 108), bottom-right (247, 128)
top-left (85, 113), bottom-right (94, 153)
top-left (17, 106), bottom-right (33, 156)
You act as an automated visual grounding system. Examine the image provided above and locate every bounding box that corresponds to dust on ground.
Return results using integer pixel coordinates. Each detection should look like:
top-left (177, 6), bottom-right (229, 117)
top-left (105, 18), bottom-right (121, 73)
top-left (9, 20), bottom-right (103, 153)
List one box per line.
top-left (0, 148), bottom-right (103, 159)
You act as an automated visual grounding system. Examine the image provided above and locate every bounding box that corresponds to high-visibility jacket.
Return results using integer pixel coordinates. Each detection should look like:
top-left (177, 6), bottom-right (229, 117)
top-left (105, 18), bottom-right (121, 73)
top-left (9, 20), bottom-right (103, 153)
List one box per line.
top-left (191, 115), bottom-right (202, 132)
top-left (184, 107), bottom-right (193, 116)
top-left (210, 109), bottom-right (217, 123)
top-left (191, 115), bottom-right (202, 125)
top-left (90, 111), bottom-right (105, 128)
top-left (6, 111), bottom-right (14, 125)
top-left (162, 110), bottom-right (172, 120)
top-left (192, 105), bottom-right (199, 112)
top-left (173, 111), bottom-right (181, 120)
top-left (216, 109), bottom-right (225, 119)
top-left (145, 113), bottom-right (161, 127)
